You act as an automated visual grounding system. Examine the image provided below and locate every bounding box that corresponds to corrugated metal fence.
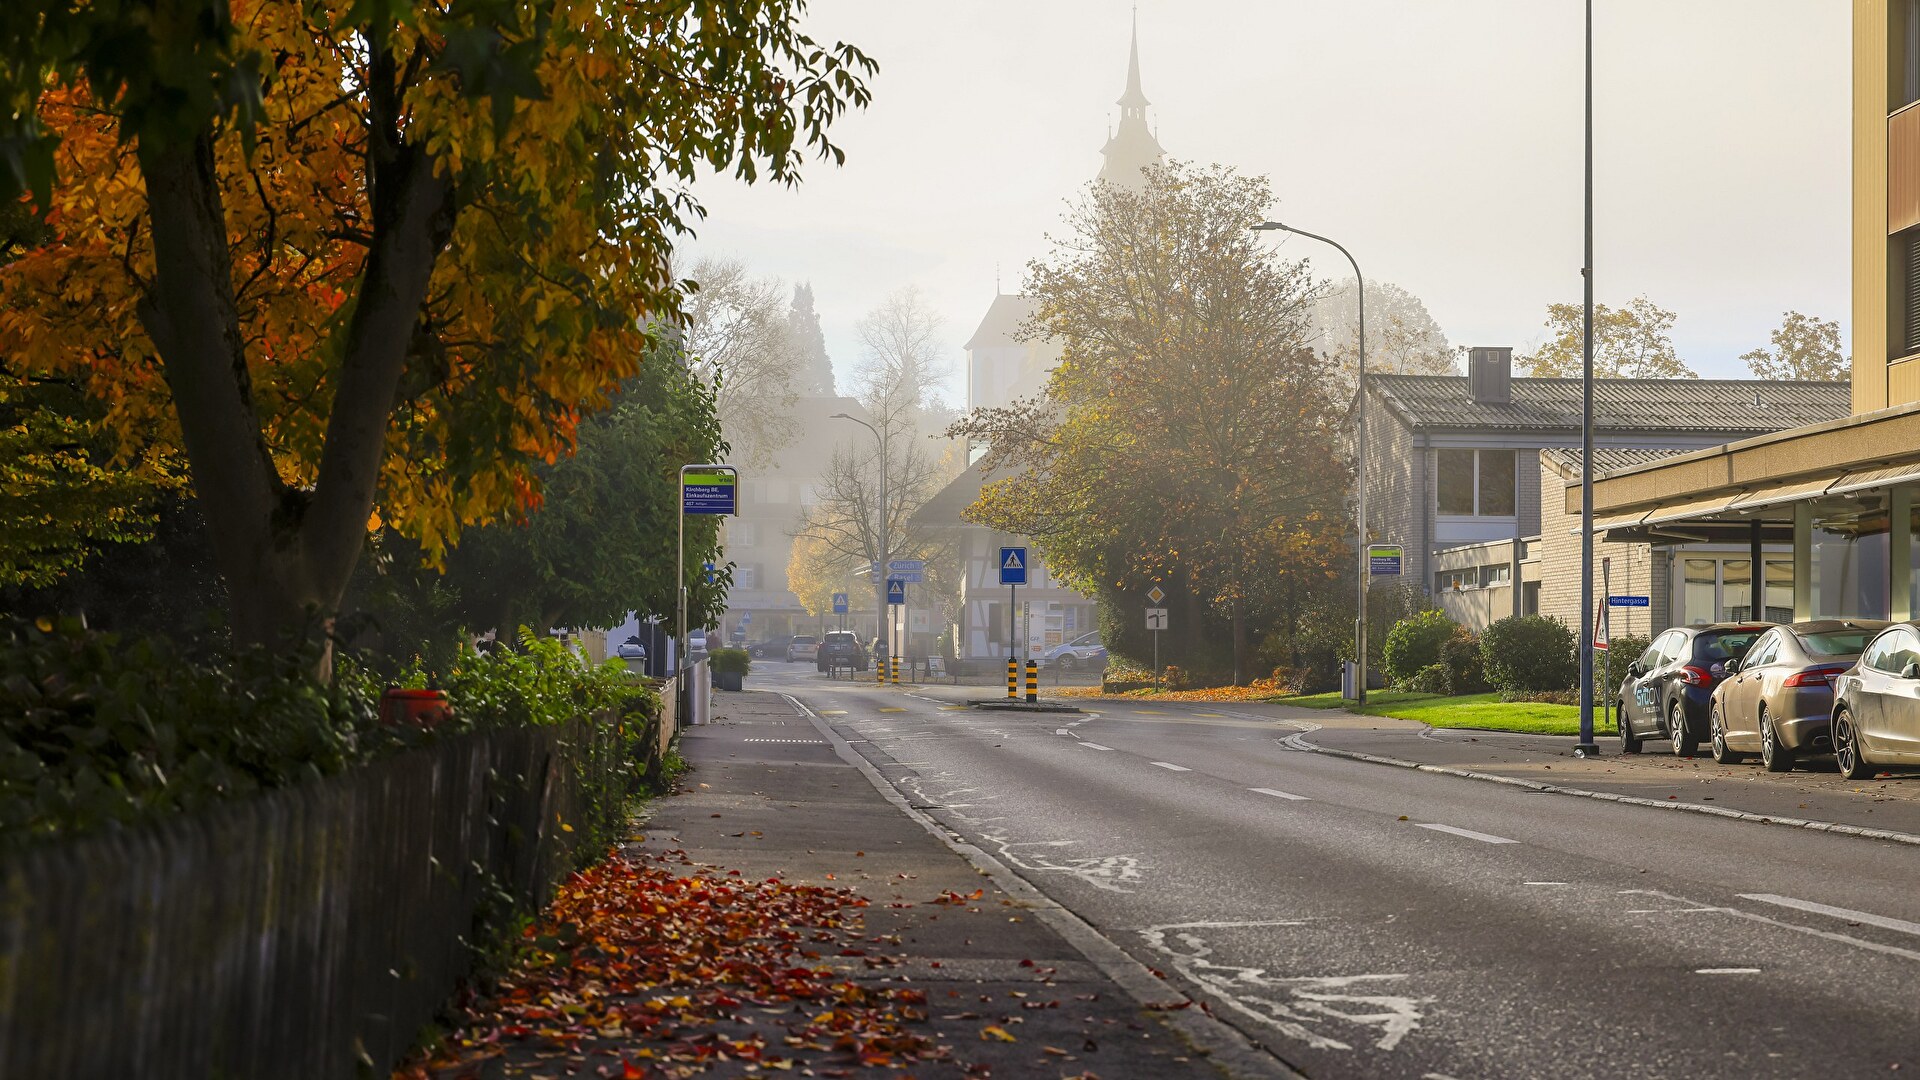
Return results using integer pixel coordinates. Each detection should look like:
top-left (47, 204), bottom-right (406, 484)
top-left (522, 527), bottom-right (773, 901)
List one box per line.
top-left (0, 709), bottom-right (655, 1079)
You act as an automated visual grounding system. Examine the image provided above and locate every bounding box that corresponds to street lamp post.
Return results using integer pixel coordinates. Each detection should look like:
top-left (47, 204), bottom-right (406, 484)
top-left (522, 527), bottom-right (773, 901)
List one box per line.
top-left (832, 412), bottom-right (890, 661)
top-left (1254, 221), bottom-right (1369, 704)
top-left (1574, 0), bottom-right (1602, 758)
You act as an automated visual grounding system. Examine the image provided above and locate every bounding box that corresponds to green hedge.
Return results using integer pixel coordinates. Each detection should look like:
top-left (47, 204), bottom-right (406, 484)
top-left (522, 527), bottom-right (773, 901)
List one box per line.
top-left (1382, 610), bottom-right (1459, 686)
top-left (1479, 615), bottom-right (1577, 694)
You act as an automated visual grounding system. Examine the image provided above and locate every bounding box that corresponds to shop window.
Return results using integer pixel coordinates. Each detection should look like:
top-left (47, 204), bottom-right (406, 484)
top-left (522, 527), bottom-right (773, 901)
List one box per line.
top-left (1437, 449), bottom-right (1517, 517)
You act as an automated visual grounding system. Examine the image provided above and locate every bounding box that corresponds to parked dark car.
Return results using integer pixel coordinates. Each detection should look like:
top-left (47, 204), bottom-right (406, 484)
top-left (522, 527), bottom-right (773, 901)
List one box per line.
top-left (1708, 620), bottom-right (1885, 771)
top-left (747, 635), bottom-right (793, 660)
top-left (1618, 623), bottom-right (1770, 756)
top-left (817, 630), bottom-right (869, 672)
top-left (1830, 622), bottom-right (1920, 779)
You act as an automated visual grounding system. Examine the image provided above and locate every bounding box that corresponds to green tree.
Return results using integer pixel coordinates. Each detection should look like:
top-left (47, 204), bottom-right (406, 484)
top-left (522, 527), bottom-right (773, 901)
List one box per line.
top-left (1518, 296), bottom-right (1695, 379)
top-left (951, 161), bottom-right (1353, 683)
top-left (1741, 310), bottom-right (1847, 382)
top-left (0, 0), bottom-right (872, 665)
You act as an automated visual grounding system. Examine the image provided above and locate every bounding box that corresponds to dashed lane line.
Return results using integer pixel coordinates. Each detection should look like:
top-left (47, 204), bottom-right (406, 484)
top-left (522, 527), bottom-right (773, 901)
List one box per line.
top-left (1695, 968), bottom-right (1762, 975)
top-left (1415, 823), bottom-right (1518, 845)
top-left (1150, 761), bottom-right (1192, 772)
top-left (1078, 742), bottom-right (1115, 751)
top-left (1738, 894), bottom-right (1920, 939)
top-left (1249, 787), bottom-right (1309, 801)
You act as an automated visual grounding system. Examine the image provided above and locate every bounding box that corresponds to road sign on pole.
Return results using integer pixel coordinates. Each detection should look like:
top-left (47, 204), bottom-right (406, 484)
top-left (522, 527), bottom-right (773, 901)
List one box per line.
top-left (1367, 544), bottom-right (1403, 576)
top-left (681, 469), bottom-right (737, 515)
top-left (886, 579), bottom-right (906, 606)
top-left (1146, 585), bottom-right (1165, 605)
top-left (999, 547), bottom-right (1028, 586)
top-left (1607, 595), bottom-right (1650, 607)
top-left (831, 592), bottom-right (849, 615)
top-left (1145, 608), bottom-right (1169, 630)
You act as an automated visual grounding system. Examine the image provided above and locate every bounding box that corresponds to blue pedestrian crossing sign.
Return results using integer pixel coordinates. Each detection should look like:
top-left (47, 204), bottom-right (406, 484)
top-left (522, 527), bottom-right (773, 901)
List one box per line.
top-left (887, 578), bottom-right (907, 605)
top-left (832, 592), bottom-right (849, 615)
top-left (999, 546), bottom-right (1028, 586)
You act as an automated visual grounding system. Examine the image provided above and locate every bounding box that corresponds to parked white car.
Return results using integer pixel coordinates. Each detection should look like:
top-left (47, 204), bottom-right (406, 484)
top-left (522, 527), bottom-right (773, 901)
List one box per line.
top-left (786, 635), bottom-right (820, 662)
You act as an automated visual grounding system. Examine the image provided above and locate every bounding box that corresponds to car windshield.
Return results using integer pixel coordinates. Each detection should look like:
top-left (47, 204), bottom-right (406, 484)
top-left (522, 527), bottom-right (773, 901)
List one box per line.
top-left (793, 636), bottom-right (815, 644)
top-left (1800, 629), bottom-right (1876, 657)
top-left (1696, 630), bottom-right (1764, 660)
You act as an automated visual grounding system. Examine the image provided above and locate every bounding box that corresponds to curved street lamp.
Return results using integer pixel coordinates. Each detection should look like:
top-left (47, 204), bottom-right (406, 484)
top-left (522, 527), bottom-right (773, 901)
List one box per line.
top-left (831, 412), bottom-right (890, 660)
top-left (1253, 220), bottom-right (1369, 704)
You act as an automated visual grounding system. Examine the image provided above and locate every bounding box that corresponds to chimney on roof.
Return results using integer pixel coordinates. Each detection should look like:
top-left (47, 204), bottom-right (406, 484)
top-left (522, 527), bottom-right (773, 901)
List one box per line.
top-left (1467, 347), bottom-right (1512, 405)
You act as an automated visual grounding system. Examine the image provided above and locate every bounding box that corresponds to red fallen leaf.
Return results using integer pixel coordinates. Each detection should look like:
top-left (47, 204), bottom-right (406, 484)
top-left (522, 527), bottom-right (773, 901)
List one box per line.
top-left (621, 1060), bottom-right (647, 1079)
top-left (1018, 959), bottom-right (1034, 968)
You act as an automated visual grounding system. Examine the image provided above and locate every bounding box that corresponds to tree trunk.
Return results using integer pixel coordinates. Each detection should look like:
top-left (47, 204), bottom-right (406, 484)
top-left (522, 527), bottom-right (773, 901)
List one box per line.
top-left (1231, 599), bottom-right (1248, 686)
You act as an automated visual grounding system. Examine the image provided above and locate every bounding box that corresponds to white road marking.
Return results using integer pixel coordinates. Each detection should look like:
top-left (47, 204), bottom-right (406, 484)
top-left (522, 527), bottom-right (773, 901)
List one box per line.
top-left (1627, 887), bottom-right (1920, 964)
top-left (1523, 881), bottom-right (1570, 886)
top-left (1695, 968), bottom-right (1761, 975)
top-left (1151, 761), bottom-right (1192, 772)
top-left (1055, 728), bottom-right (1070, 735)
top-left (1250, 787), bottom-right (1310, 801)
top-left (1738, 894), bottom-right (1920, 939)
top-left (1415, 823), bottom-right (1518, 845)
top-left (1079, 742), bottom-right (1115, 751)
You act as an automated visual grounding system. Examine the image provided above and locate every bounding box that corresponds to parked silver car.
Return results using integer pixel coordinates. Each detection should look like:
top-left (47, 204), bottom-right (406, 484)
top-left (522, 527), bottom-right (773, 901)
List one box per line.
top-left (1708, 620), bottom-right (1884, 771)
top-left (1831, 622), bottom-right (1920, 779)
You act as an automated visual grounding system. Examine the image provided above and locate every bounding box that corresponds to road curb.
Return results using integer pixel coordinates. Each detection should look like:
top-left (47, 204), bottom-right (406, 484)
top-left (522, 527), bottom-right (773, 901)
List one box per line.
top-left (1278, 724), bottom-right (1920, 849)
top-left (773, 690), bottom-right (1304, 1080)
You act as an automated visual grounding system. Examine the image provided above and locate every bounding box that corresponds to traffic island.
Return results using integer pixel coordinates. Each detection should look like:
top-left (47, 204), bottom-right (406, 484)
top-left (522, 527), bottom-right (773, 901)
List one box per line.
top-left (967, 699), bottom-right (1084, 713)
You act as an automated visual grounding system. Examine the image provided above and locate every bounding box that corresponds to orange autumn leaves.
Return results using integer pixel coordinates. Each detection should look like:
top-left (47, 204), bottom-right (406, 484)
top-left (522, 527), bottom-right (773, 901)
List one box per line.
top-left (0, 0), bottom-right (656, 559)
top-left (394, 850), bottom-right (943, 1077)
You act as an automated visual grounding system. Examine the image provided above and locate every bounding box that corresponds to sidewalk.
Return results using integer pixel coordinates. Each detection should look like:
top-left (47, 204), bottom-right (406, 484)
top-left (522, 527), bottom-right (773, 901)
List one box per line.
top-left (1274, 705), bottom-right (1920, 839)
top-left (625, 687), bottom-right (1244, 1077)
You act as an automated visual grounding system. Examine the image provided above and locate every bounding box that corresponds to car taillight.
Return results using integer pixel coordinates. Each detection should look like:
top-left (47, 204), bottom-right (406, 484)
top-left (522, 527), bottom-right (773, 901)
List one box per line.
top-left (1784, 665), bottom-right (1849, 688)
top-left (1681, 664), bottom-right (1713, 687)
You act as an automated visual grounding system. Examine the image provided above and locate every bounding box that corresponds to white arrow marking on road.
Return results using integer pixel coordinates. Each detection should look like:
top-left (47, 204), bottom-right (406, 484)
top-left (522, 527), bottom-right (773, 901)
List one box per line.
top-left (1738, 894), bottom-right (1920, 939)
top-left (1078, 742), bottom-right (1114, 751)
top-left (1415, 823), bottom-right (1517, 844)
top-left (1150, 761), bottom-right (1191, 772)
top-left (1250, 787), bottom-right (1310, 801)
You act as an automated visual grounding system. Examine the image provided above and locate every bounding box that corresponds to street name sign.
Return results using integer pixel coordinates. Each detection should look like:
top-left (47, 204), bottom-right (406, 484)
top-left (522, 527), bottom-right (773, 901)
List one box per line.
top-left (999, 547), bottom-right (1028, 586)
top-left (832, 592), bottom-right (849, 615)
top-left (1368, 544), bottom-right (1403, 576)
top-left (1147, 585), bottom-right (1165, 604)
top-left (887, 578), bottom-right (907, 605)
top-left (1145, 608), bottom-right (1169, 631)
top-left (1608, 595), bottom-right (1650, 608)
top-left (681, 469), bottom-right (737, 515)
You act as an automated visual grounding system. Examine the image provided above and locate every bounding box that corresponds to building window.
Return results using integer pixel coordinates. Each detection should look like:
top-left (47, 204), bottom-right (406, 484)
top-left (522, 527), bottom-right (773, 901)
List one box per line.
top-left (1436, 449), bottom-right (1517, 517)
top-left (1680, 555), bottom-right (1795, 624)
top-left (1435, 568), bottom-right (1475, 592)
top-left (1481, 563), bottom-right (1512, 587)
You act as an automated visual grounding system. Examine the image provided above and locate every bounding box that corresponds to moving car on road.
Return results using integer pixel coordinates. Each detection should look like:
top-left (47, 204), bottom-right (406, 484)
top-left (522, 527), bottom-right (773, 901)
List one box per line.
top-left (1831, 622), bottom-right (1920, 779)
top-left (747, 636), bottom-right (793, 660)
top-left (1618, 623), bottom-right (1769, 756)
top-left (816, 631), bottom-right (870, 672)
top-left (1707, 620), bottom-right (1884, 771)
top-left (1040, 632), bottom-right (1108, 672)
top-left (786, 635), bottom-right (819, 663)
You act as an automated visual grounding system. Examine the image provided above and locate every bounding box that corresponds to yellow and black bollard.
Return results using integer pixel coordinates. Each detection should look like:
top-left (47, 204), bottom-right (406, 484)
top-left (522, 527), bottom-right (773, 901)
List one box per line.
top-left (1025, 660), bottom-right (1038, 703)
top-left (1006, 658), bottom-right (1018, 699)
top-left (890, 654), bottom-right (900, 685)
top-left (874, 648), bottom-right (884, 685)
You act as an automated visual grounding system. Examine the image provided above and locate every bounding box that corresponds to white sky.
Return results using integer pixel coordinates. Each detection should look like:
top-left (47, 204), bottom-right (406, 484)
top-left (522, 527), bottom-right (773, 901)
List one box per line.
top-left (687, 0), bottom-right (1850, 402)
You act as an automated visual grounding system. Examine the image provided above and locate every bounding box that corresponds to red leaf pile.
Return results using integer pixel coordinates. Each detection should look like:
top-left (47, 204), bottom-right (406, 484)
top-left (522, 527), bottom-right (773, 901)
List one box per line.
top-left (395, 850), bottom-right (945, 1077)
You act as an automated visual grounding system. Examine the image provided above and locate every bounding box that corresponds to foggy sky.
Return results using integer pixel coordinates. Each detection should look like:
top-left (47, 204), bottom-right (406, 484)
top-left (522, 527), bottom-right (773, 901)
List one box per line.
top-left (689, 0), bottom-right (1849, 401)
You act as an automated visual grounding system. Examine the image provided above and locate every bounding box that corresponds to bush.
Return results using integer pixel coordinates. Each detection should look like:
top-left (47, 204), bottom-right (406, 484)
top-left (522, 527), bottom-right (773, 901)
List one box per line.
top-left (708, 648), bottom-right (751, 676)
top-left (1401, 662), bottom-right (1454, 695)
top-left (1439, 625), bottom-right (1488, 694)
top-left (1479, 615), bottom-right (1577, 693)
top-left (1383, 610), bottom-right (1459, 686)
top-left (1501, 689), bottom-right (1580, 705)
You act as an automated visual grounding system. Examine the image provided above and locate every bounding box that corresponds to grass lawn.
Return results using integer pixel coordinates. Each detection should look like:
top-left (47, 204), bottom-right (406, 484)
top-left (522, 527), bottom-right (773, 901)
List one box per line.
top-left (1356, 692), bottom-right (1617, 736)
top-left (1269, 690), bottom-right (1441, 710)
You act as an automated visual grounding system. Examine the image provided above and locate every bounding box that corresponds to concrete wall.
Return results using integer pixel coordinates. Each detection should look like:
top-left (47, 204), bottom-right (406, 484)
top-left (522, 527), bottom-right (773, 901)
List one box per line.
top-left (1363, 402), bottom-right (1423, 587)
top-left (1538, 462), bottom-right (1669, 637)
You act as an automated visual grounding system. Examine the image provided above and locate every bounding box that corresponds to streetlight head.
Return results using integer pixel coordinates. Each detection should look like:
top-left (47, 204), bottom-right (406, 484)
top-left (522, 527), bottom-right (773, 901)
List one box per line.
top-left (1251, 221), bottom-right (1290, 232)
top-left (829, 412), bottom-right (851, 420)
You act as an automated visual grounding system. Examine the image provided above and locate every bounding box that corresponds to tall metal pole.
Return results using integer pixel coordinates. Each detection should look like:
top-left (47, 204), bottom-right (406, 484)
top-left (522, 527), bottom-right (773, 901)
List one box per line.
top-left (1253, 221), bottom-right (1367, 703)
top-left (831, 413), bottom-right (889, 659)
top-left (1575, 0), bottom-right (1601, 757)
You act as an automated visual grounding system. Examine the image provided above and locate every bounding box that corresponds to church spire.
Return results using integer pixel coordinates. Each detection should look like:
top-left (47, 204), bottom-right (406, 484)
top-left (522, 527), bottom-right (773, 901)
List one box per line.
top-left (1098, 10), bottom-right (1165, 190)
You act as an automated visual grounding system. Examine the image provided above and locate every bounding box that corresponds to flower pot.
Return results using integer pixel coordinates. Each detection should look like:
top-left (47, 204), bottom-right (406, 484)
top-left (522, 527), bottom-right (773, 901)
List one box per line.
top-left (713, 670), bottom-right (744, 692)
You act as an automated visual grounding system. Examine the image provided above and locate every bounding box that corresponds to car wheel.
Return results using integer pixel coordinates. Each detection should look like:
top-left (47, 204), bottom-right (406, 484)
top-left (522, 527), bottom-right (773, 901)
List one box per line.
top-left (1834, 709), bottom-right (1871, 780)
top-left (1057, 654), bottom-right (1077, 673)
top-left (1759, 709), bottom-right (1795, 773)
top-left (1709, 704), bottom-right (1743, 765)
top-left (1669, 700), bottom-right (1699, 756)
top-left (1619, 702), bottom-right (1641, 754)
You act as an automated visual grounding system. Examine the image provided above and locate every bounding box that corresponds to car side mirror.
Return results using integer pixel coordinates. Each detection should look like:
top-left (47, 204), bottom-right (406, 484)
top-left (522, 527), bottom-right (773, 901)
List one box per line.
top-left (1723, 658), bottom-right (1741, 674)
top-left (1626, 662), bottom-right (1644, 678)
top-left (1904, 661), bottom-right (1920, 681)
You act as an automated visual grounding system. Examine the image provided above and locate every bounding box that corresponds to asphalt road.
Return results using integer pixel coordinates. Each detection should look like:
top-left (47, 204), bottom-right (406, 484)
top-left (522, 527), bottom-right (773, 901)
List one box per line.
top-left (751, 661), bottom-right (1920, 1080)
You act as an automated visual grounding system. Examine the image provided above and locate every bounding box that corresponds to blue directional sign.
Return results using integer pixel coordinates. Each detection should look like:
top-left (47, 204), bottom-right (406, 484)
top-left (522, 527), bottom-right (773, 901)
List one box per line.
top-left (703, 561), bottom-right (715, 584)
top-left (886, 578), bottom-right (907, 605)
top-left (999, 546), bottom-right (1028, 586)
top-left (1608, 595), bottom-right (1650, 608)
top-left (681, 469), bottom-right (737, 515)
top-left (832, 592), bottom-right (849, 615)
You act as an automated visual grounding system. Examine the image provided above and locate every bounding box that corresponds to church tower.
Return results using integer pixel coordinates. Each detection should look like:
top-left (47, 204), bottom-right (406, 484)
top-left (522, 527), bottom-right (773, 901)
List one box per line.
top-left (1097, 14), bottom-right (1166, 190)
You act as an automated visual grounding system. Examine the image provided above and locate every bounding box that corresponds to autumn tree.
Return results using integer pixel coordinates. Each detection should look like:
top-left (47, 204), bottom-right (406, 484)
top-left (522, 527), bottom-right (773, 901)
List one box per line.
top-left (1312, 278), bottom-right (1456, 389)
top-left (788, 283), bottom-right (837, 397)
top-left (950, 161), bottom-right (1352, 683)
top-left (0, 0), bottom-right (872, 665)
top-left (680, 256), bottom-right (805, 466)
top-left (1518, 296), bottom-right (1695, 378)
top-left (1742, 310), bottom-right (1847, 382)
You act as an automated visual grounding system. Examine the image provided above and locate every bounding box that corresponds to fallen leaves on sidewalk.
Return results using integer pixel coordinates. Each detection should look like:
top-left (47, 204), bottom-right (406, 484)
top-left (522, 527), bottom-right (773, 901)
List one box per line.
top-left (394, 850), bottom-right (945, 1078)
